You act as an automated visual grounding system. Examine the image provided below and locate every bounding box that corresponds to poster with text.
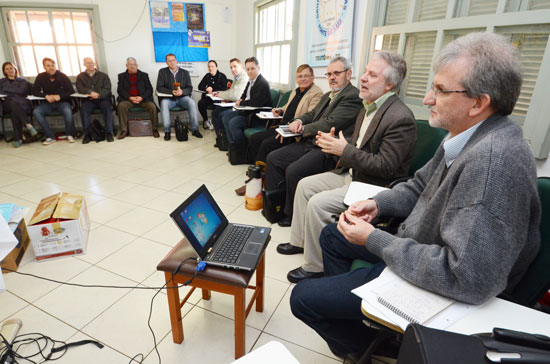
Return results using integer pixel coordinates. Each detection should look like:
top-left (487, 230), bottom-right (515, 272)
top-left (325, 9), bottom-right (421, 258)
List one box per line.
top-left (188, 30), bottom-right (210, 47)
top-left (305, 0), bottom-right (355, 68)
top-left (151, 1), bottom-right (170, 29)
top-left (172, 3), bottom-right (185, 22)
top-left (186, 3), bottom-right (205, 30)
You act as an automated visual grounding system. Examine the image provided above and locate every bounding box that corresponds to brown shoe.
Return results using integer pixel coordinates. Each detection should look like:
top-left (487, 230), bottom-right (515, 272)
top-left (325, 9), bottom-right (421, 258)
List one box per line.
top-left (153, 130), bottom-right (160, 138)
top-left (235, 185), bottom-right (246, 196)
top-left (117, 130), bottom-right (127, 140)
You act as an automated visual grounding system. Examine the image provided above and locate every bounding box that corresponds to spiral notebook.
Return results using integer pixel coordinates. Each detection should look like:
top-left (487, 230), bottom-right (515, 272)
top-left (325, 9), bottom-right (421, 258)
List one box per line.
top-left (352, 268), bottom-right (474, 332)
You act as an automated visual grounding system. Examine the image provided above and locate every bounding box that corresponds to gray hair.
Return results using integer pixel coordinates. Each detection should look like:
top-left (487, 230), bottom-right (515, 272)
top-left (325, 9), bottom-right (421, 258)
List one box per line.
top-left (126, 57), bottom-right (137, 64)
top-left (372, 51), bottom-right (407, 91)
top-left (330, 56), bottom-right (352, 71)
top-left (434, 32), bottom-right (522, 116)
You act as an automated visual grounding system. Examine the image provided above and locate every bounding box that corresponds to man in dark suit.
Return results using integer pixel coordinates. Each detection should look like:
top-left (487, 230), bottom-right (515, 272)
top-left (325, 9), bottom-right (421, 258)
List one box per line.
top-left (264, 56), bottom-right (363, 226)
top-left (276, 51), bottom-right (417, 283)
top-left (221, 56), bottom-right (272, 144)
top-left (116, 57), bottom-right (158, 139)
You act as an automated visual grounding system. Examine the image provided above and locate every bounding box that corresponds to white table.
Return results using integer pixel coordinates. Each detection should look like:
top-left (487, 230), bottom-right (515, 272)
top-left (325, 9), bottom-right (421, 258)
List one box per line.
top-left (230, 341), bottom-right (300, 364)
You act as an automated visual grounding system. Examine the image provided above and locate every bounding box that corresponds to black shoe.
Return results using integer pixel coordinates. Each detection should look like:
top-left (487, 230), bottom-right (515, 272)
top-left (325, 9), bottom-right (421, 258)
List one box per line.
top-left (276, 243), bottom-right (304, 255)
top-left (192, 130), bottom-right (203, 138)
top-left (164, 132), bottom-right (171, 141)
top-left (153, 130), bottom-right (160, 138)
top-left (106, 133), bottom-right (114, 142)
top-left (278, 215), bottom-right (292, 227)
top-left (82, 134), bottom-right (91, 144)
top-left (287, 267), bottom-right (323, 284)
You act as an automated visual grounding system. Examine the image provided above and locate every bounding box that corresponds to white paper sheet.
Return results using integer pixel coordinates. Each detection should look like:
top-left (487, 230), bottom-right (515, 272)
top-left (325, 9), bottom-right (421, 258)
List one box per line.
top-left (0, 216), bottom-right (19, 291)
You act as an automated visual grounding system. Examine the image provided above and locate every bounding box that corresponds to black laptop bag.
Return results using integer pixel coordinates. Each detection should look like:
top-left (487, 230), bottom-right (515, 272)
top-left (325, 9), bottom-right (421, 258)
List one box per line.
top-left (261, 187), bottom-right (286, 223)
top-left (228, 141), bottom-right (249, 165)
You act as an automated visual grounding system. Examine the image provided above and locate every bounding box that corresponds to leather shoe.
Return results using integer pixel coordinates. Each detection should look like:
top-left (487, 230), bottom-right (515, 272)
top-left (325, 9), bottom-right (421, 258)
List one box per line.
top-left (192, 130), bottom-right (203, 138)
top-left (277, 215), bottom-right (292, 227)
top-left (164, 132), bottom-right (171, 141)
top-left (235, 185), bottom-right (246, 196)
top-left (117, 130), bottom-right (127, 140)
top-left (287, 267), bottom-right (323, 283)
top-left (276, 243), bottom-right (303, 255)
top-left (153, 130), bottom-right (160, 138)
top-left (106, 133), bottom-right (114, 142)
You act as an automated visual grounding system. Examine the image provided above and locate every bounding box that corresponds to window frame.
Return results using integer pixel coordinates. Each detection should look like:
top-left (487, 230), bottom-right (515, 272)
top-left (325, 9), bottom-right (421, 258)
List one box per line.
top-left (253, 0), bottom-right (299, 91)
top-left (0, 2), bottom-right (107, 82)
top-left (360, 0), bottom-right (550, 159)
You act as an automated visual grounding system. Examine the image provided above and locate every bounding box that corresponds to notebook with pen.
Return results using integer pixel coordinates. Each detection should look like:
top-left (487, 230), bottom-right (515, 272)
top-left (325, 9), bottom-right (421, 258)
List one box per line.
top-left (170, 184), bottom-right (271, 271)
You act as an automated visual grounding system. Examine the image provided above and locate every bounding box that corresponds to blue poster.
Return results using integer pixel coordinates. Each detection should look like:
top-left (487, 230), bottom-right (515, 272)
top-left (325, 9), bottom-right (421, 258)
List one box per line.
top-left (149, 1), bottom-right (208, 62)
top-left (305, 0), bottom-right (355, 67)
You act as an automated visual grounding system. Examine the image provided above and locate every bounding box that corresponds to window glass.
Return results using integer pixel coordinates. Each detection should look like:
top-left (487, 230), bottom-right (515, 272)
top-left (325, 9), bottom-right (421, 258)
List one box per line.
top-left (416, 0), bottom-right (447, 21)
top-left (385, 0), bottom-right (408, 25)
top-left (404, 32), bottom-right (437, 101)
top-left (28, 11), bottom-right (53, 43)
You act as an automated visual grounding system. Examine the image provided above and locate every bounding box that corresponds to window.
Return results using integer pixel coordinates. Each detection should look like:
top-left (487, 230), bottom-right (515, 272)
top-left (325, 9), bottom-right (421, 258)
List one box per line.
top-left (254, 0), bottom-right (295, 88)
top-left (365, 1), bottom-right (550, 158)
top-left (2, 7), bottom-right (99, 78)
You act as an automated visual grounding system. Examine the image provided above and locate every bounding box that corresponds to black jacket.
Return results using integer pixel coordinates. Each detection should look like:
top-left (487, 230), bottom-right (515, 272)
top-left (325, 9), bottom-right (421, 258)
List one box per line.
top-left (198, 71), bottom-right (228, 93)
top-left (117, 69), bottom-right (154, 103)
top-left (239, 74), bottom-right (272, 107)
top-left (32, 71), bottom-right (74, 101)
top-left (0, 77), bottom-right (32, 115)
top-left (156, 67), bottom-right (193, 98)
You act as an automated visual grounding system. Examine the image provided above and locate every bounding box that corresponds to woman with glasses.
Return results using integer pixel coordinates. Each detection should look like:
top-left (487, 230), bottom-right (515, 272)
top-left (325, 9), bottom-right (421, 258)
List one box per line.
top-left (0, 62), bottom-right (37, 147)
top-left (235, 64), bottom-right (323, 195)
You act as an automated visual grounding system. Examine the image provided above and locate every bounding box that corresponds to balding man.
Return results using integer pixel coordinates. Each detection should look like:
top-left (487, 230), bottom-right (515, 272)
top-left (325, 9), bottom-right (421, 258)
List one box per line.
top-left (76, 57), bottom-right (114, 143)
top-left (117, 57), bottom-right (158, 139)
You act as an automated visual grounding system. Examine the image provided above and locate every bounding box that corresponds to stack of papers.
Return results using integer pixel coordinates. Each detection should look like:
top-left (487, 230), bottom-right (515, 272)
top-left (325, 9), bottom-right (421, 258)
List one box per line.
top-left (0, 203), bottom-right (28, 233)
top-left (275, 125), bottom-right (300, 137)
top-left (257, 111), bottom-right (282, 119)
top-left (343, 181), bottom-right (389, 206)
top-left (207, 94), bottom-right (224, 101)
top-left (214, 102), bottom-right (236, 107)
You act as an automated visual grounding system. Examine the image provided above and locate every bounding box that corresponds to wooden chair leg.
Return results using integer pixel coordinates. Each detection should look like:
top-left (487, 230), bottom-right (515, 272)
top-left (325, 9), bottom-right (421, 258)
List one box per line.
top-left (234, 288), bottom-right (246, 359)
top-left (202, 289), bottom-right (211, 300)
top-left (256, 254), bottom-right (265, 312)
top-left (164, 272), bottom-right (184, 343)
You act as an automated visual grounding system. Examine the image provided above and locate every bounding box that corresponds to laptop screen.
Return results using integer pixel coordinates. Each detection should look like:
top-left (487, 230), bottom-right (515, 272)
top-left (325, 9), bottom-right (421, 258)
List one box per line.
top-left (170, 184), bottom-right (228, 258)
top-left (178, 192), bottom-right (221, 247)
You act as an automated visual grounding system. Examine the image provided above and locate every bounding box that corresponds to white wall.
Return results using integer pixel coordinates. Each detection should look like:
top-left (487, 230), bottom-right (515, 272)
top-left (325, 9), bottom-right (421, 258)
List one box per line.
top-left (0, 0), bottom-right (236, 99)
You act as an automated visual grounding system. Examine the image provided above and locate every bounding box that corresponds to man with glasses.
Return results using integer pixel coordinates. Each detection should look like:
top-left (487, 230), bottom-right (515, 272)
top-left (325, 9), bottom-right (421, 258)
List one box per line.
top-left (264, 56), bottom-right (363, 226)
top-left (290, 33), bottom-right (541, 362)
top-left (278, 52), bottom-right (417, 284)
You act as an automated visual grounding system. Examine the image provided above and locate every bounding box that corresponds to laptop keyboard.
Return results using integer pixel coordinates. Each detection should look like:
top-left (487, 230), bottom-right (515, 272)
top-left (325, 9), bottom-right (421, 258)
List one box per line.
top-left (211, 225), bottom-right (254, 264)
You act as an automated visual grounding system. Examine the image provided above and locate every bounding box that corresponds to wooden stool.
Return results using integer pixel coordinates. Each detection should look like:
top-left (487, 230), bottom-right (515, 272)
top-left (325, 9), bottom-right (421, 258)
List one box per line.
top-left (156, 238), bottom-right (268, 359)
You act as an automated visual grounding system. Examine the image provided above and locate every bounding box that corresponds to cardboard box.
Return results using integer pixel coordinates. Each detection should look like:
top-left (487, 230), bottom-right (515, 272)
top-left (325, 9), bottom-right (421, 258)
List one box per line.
top-left (0, 219), bottom-right (30, 273)
top-left (27, 193), bottom-right (90, 262)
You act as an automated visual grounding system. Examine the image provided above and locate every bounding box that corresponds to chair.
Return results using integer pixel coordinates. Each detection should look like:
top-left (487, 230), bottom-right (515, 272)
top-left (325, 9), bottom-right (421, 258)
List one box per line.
top-left (31, 96), bottom-right (81, 137)
top-left (243, 89), bottom-right (290, 140)
top-left (504, 177), bottom-right (550, 307)
top-left (270, 88), bottom-right (280, 108)
top-left (156, 237), bottom-right (268, 359)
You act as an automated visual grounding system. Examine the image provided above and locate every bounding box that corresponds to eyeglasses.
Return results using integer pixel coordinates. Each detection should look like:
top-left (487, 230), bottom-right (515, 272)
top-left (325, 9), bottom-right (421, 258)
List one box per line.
top-left (296, 74), bottom-right (313, 79)
top-left (429, 83), bottom-right (468, 100)
top-left (324, 70), bottom-right (347, 78)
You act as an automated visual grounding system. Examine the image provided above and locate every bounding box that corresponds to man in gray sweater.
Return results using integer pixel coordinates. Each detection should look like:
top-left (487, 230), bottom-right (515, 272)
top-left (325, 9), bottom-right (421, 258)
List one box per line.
top-left (290, 32), bottom-right (541, 361)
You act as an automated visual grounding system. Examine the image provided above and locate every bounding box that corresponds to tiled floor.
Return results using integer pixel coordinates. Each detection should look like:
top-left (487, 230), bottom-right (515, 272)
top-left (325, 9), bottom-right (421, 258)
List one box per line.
top-left (0, 130), bottom-right (342, 364)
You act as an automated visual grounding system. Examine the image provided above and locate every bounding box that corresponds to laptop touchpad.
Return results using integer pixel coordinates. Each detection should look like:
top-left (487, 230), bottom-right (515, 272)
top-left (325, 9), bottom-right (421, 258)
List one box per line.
top-left (243, 242), bottom-right (261, 255)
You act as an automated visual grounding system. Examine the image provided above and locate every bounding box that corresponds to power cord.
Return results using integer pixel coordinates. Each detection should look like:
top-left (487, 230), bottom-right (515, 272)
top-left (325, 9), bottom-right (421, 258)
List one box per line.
top-left (1, 258), bottom-right (207, 364)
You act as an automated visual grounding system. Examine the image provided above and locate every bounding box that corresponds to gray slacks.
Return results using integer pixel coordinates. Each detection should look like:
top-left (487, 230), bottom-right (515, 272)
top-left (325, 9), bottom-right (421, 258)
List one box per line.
top-left (290, 171), bottom-right (352, 272)
top-left (117, 100), bottom-right (158, 132)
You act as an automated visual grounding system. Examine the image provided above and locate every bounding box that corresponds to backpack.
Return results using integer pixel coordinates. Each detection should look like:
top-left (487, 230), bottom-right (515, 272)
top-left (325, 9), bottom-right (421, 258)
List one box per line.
top-left (174, 116), bottom-right (188, 141)
top-left (89, 119), bottom-right (106, 142)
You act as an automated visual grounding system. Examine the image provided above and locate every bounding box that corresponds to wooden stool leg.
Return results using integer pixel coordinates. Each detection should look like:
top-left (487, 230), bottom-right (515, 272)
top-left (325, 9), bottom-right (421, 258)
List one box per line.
top-left (202, 289), bottom-right (211, 300)
top-left (164, 272), bottom-right (184, 343)
top-left (256, 254), bottom-right (265, 312)
top-left (234, 288), bottom-right (246, 359)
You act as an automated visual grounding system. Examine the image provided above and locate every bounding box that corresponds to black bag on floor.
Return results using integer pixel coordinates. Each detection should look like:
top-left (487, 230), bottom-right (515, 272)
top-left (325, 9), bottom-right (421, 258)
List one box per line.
top-left (228, 142), bottom-right (248, 165)
top-left (174, 116), bottom-right (188, 141)
top-left (90, 119), bottom-right (106, 142)
top-left (216, 129), bottom-right (229, 151)
top-left (261, 187), bottom-right (286, 223)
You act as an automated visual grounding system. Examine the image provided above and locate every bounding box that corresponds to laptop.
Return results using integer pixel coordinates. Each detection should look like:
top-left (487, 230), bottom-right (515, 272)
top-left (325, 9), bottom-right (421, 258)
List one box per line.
top-left (170, 184), bottom-right (271, 271)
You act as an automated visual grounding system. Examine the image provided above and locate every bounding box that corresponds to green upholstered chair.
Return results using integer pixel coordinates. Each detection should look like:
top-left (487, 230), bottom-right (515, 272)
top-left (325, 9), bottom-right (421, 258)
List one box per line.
top-left (505, 177), bottom-right (550, 307)
top-left (270, 88), bottom-right (280, 108)
top-left (243, 89), bottom-right (283, 140)
top-left (277, 90), bottom-right (292, 108)
top-left (408, 120), bottom-right (447, 176)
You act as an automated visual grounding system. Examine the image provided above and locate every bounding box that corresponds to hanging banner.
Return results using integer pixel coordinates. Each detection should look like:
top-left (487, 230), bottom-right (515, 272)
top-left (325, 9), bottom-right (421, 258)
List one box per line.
top-left (188, 30), bottom-right (210, 48)
top-left (305, 0), bottom-right (355, 68)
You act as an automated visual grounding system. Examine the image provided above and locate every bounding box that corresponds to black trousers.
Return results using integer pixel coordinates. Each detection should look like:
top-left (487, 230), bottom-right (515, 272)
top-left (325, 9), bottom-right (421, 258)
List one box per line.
top-left (265, 141), bottom-right (335, 217)
top-left (3, 100), bottom-right (30, 142)
top-left (198, 95), bottom-right (215, 122)
top-left (247, 128), bottom-right (294, 163)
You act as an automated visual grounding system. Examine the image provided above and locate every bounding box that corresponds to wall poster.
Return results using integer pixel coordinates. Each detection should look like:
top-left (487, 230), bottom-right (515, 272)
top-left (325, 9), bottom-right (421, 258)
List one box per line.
top-left (305, 0), bottom-right (355, 68)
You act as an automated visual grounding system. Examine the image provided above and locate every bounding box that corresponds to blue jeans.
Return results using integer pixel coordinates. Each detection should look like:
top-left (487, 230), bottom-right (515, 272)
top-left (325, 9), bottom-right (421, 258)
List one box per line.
top-left (290, 223), bottom-right (385, 356)
top-left (33, 101), bottom-right (73, 139)
top-left (160, 96), bottom-right (198, 132)
top-left (212, 107), bottom-right (232, 132)
top-left (222, 111), bottom-right (263, 144)
top-left (80, 98), bottom-right (114, 134)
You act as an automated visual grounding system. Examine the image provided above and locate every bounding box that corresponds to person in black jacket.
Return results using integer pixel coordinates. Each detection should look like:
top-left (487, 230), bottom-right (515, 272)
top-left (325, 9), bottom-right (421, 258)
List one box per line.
top-left (221, 57), bottom-right (272, 144)
top-left (157, 53), bottom-right (202, 140)
top-left (0, 62), bottom-right (36, 148)
top-left (197, 60), bottom-right (227, 130)
top-left (117, 57), bottom-right (158, 139)
top-left (32, 58), bottom-right (75, 145)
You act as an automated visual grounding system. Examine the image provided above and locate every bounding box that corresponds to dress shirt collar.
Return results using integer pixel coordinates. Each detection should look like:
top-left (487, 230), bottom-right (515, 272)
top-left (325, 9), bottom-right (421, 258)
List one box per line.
top-left (362, 91), bottom-right (395, 117)
top-left (443, 120), bottom-right (485, 167)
